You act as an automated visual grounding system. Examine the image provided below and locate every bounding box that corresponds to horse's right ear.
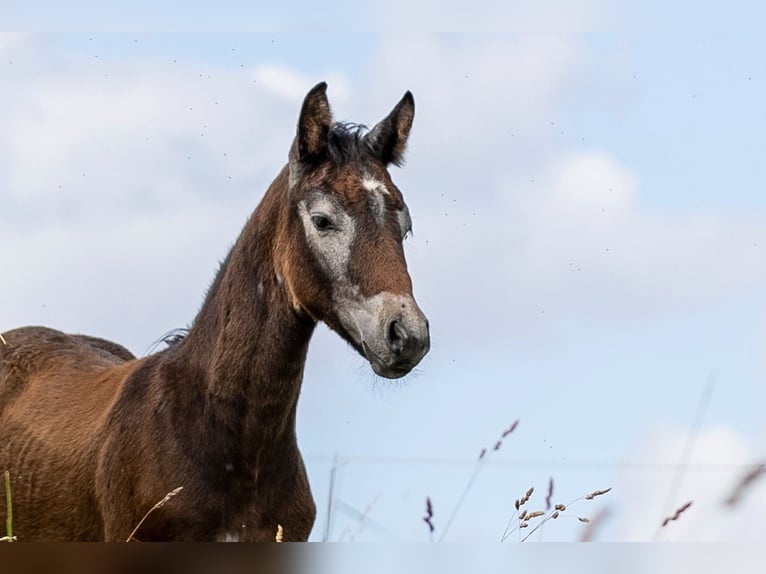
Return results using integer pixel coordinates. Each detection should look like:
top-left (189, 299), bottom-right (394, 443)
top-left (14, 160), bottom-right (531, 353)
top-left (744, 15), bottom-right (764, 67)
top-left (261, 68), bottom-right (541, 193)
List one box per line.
top-left (291, 82), bottom-right (333, 163)
top-left (364, 91), bottom-right (415, 167)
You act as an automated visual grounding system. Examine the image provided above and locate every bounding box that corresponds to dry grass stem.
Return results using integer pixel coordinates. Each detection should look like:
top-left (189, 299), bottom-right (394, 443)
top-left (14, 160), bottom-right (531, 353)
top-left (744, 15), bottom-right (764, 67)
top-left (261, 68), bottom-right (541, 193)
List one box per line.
top-left (501, 485), bottom-right (537, 542)
top-left (438, 420), bottom-right (520, 542)
top-left (656, 377), bottom-right (713, 539)
top-left (0, 334), bottom-right (8, 346)
top-left (661, 501), bottom-right (692, 528)
top-left (340, 491), bottom-right (382, 542)
top-left (578, 507), bottom-right (611, 542)
top-left (3, 470), bottom-right (12, 542)
top-left (725, 462), bottom-right (766, 507)
top-left (125, 486), bottom-right (183, 542)
top-left (323, 454), bottom-right (340, 542)
top-left (275, 524), bottom-right (283, 543)
top-left (333, 498), bottom-right (398, 541)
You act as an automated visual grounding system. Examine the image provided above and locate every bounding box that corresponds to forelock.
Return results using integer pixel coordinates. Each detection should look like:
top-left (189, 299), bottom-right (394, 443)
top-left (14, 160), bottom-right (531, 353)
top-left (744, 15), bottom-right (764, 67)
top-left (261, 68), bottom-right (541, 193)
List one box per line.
top-left (327, 123), bottom-right (374, 167)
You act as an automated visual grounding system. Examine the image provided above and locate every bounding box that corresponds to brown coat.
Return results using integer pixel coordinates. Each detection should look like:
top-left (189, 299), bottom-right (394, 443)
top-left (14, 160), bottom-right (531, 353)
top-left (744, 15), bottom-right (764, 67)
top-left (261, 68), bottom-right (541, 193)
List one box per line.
top-left (0, 83), bottom-right (429, 541)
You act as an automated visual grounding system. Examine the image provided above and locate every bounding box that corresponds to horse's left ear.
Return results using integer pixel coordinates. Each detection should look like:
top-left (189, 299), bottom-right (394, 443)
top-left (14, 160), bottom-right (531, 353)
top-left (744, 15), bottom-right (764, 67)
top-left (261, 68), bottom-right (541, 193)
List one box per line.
top-left (364, 91), bottom-right (415, 167)
top-left (293, 81), bottom-right (333, 162)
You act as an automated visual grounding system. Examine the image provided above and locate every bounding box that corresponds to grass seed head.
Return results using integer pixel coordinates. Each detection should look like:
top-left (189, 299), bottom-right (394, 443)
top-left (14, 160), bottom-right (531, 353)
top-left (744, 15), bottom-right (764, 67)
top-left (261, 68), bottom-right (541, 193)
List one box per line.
top-left (545, 478), bottom-right (554, 510)
top-left (501, 420), bottom-right (520, 438)
top-left (725, 463), bottom-right (766, 507)
top-left (662, 501), bottom-right (693, 528)
top-left (155, 486), bottom-right (183, 510)
top-left (585, 488), bottom-right (612, 500)
top-left (423, 496), bottom-right (435, 534)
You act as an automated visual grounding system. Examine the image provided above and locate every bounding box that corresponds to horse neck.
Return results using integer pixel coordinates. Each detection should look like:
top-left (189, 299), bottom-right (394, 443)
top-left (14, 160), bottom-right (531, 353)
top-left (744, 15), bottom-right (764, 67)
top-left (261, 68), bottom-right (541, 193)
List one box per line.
top-left (173, 167), bottom-right (316, 455)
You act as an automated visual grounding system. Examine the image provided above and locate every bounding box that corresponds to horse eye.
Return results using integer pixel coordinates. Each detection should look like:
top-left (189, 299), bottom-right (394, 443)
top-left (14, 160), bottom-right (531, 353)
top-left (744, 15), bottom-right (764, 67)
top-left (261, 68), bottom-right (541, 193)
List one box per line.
top-left (311, 214), bottom-right (333, 231)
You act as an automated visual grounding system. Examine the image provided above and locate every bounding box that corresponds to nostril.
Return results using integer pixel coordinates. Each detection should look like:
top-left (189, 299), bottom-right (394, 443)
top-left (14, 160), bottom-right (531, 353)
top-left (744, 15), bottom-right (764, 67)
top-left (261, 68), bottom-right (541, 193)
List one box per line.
top-left (387, 319), bottom-right (408, 353)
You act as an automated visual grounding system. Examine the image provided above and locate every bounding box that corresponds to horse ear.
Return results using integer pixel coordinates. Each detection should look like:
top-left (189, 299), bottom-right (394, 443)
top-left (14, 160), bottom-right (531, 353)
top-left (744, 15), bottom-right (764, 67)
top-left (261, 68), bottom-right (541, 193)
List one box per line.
top-left (365, 91), bottom-right (415, 166)
top-left (292, 82), bottom-right (333, 162)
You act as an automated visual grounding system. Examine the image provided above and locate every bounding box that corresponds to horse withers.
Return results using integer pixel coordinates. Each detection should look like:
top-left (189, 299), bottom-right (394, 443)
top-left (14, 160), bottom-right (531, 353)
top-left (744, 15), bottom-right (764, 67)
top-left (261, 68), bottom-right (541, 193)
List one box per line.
top-left (0, 82), bottom-right (429, 541)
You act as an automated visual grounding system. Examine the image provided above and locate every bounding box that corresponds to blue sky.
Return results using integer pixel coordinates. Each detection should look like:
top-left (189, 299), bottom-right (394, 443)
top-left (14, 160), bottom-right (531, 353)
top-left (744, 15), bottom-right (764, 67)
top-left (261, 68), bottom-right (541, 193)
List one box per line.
top-left (1, 23), bottom-right (765, 544)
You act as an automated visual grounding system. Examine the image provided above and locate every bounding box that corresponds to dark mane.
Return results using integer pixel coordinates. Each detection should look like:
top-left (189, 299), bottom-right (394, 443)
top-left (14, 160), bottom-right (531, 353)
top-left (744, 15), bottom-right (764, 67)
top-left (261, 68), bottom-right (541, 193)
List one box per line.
top-left (143, 327), bottom-right (189, 356)
top-left (327, 122), bottom-right (370, 166)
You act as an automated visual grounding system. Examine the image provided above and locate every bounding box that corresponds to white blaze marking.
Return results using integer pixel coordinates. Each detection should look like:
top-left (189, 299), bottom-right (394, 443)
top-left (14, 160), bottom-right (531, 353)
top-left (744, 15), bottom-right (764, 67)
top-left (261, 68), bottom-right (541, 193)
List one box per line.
top-left (298, 193), bottom-right (356, 281)
top-left (362, 176), bottom-right (389, 225)
top-left (361, 176), bottom-right (389, 196)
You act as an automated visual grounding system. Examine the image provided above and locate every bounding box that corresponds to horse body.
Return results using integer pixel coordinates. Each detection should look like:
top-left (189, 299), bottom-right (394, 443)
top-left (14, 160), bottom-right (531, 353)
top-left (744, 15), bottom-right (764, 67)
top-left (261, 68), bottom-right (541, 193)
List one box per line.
top-left (0, 83), bottom-right (429, 541)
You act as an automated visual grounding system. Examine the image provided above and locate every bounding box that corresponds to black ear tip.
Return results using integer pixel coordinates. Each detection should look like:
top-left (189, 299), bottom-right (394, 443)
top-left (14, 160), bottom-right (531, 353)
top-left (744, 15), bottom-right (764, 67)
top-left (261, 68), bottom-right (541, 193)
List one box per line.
top-left (309, 81), bottom-right (328, 96)
top-left (403, 91), bottom-right (415, 106)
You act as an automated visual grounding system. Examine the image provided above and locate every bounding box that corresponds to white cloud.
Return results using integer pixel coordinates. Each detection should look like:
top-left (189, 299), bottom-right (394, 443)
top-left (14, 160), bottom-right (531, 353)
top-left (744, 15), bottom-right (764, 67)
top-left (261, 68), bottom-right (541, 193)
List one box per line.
top-left (759, 312), bottom-right (766, 376)
top-left (373, 0), bottom-right (612, 32)
top-left (0, 32), bottom-right (28, 55)
top-left (3, 35), bottom-right (765, 348)
top-left (404, 146), bottom-right (766, 349)
top-left (0, 62), bottom-right (292, 210)
top-left (252, 64), bottom-right (352, 115)
top-left (0, 44), bottom-right (317, 346)
top-left (0, 202), bottom-right (245, 352)
top-left (358, 34), bottom-right (766, 337)
top-left (539, 151), bottom-right (638, 217)
top-left (253, 64), bottom-right (320, 102)
top-left (366, 34), bottom-right (584, 151)
top-left (614, 424), bottom-right (766, 541)
top-left (509, 151), bottom-right (766, 315)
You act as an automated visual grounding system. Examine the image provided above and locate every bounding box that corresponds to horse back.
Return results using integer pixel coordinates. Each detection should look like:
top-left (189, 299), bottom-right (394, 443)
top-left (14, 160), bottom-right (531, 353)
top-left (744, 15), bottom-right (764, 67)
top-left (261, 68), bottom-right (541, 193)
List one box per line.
top-left (0, 326), bottom-right (136, 540)
top-left (1, 326), bottom-right (134, 413)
